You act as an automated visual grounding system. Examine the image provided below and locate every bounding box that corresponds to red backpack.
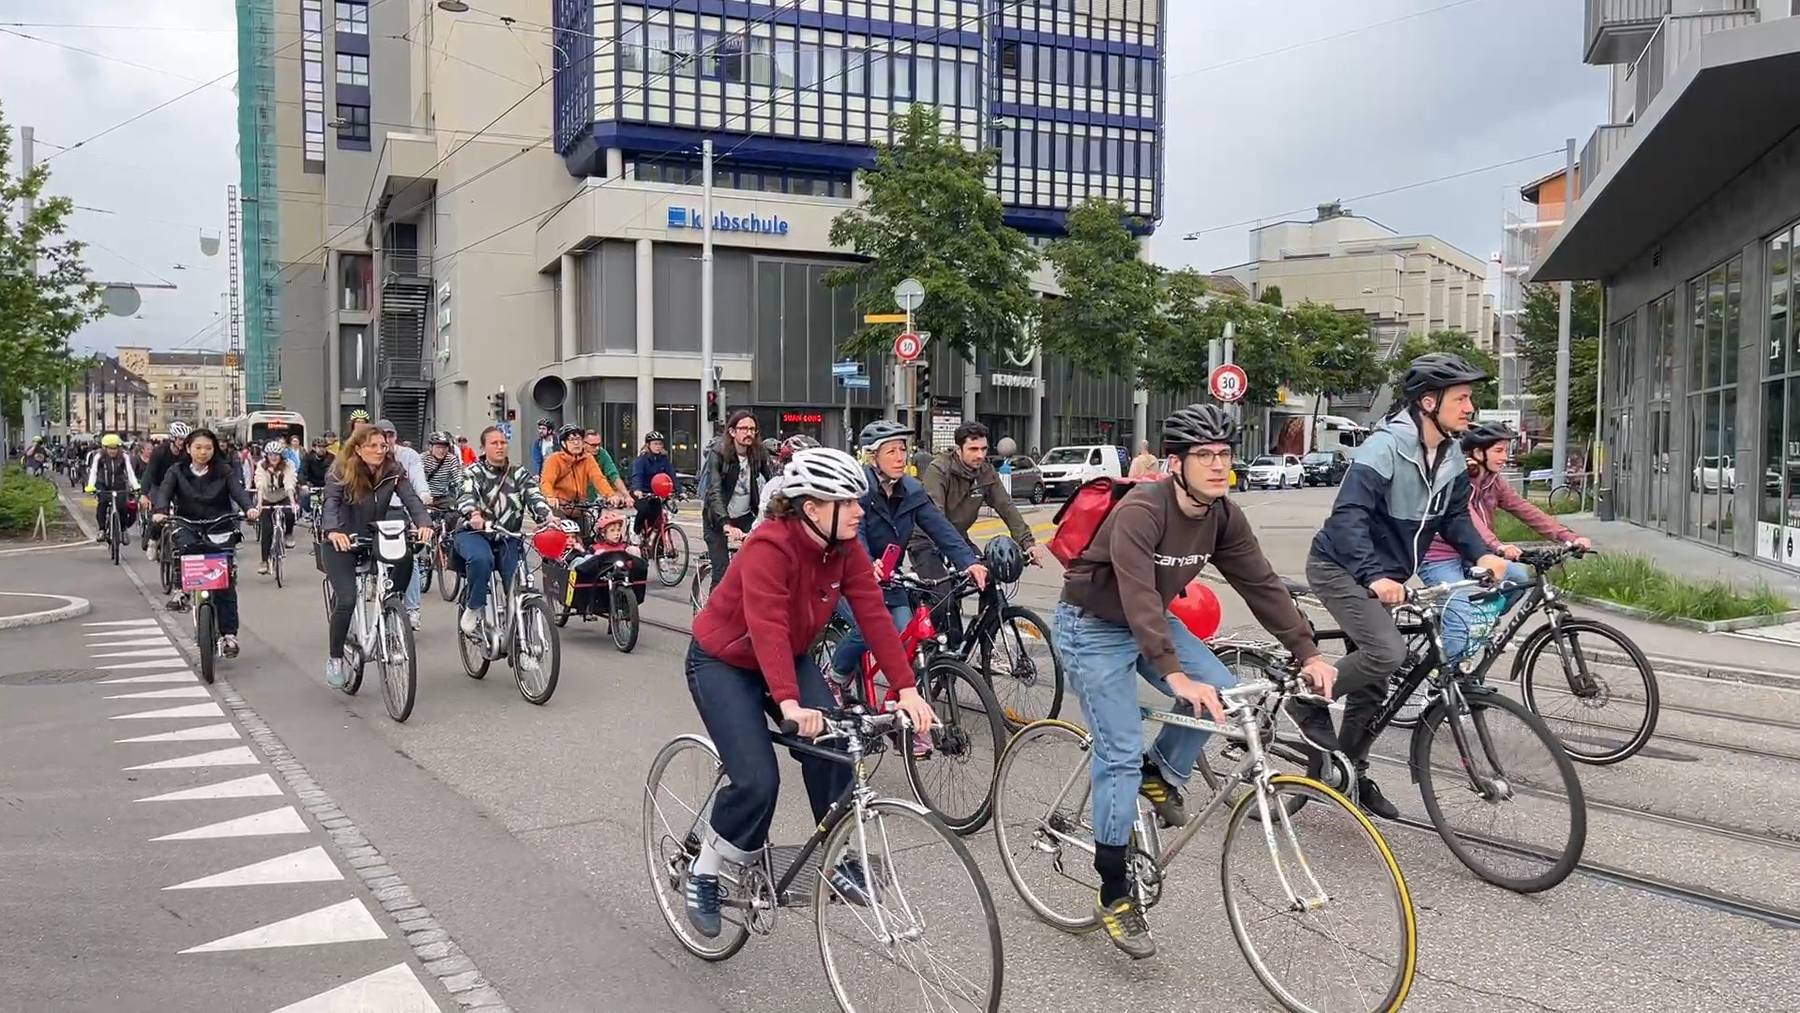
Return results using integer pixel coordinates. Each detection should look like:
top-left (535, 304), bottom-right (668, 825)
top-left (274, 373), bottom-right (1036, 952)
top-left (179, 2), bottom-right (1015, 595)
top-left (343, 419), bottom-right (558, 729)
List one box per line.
top-left (1047, 475), bottom-right (1163, 566)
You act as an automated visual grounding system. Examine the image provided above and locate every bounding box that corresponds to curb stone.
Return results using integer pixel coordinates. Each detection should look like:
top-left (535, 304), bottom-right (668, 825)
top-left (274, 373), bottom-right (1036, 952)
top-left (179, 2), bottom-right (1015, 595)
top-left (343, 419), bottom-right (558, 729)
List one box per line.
top-left (0, 591), bottom-right (90, 630)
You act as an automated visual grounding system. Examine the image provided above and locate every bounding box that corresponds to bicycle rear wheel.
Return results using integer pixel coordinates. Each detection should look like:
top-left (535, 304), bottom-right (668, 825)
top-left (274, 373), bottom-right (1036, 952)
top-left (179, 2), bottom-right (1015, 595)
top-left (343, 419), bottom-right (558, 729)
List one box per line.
top-left (381, 605), bottom-right (417, 723)
top-left (978, 605), bottom-right (1064, 728)
top-left (1414, 689), bottom-right (1586, 893)
top-left (1222, 775), bottom-right (1417, 1013)
top-left (689, 561), bottom-right (712, 614)
top-left (641, 735), bottom-right (750, 961)
top-left (1515, 618), bottom-right (1659, 765)
top-left (654, 525), bottom-right (690, 587)
top-left (816, 799), bottom-right (1003, 1013)
top-left (901, 656), bottom-right (1006, 835)
top-left (512, 597), bottom-right (560, 705)
top-left (991, 720), bottom-right (1101, 932)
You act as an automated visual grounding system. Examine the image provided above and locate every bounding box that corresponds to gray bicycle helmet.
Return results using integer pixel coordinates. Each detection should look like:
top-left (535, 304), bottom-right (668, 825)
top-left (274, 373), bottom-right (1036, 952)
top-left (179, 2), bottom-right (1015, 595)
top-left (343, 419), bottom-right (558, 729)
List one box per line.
top-left (1162, 403), bottom-right (1238, 454)
top-left (859, 419), bottom-right (914, 451)
top-left (1402, 353), bottom-right (1490, 403)
top-left (1460, 420), bottom-right (1518, 452)
top-left (557, 423), bottom-right (583, 443)
top-left (428, 430), bottom-right (453, 446)
top-left (644, 430), bottom-right (665, 443)
top-left (983, 536), bottom-right (1025, 585)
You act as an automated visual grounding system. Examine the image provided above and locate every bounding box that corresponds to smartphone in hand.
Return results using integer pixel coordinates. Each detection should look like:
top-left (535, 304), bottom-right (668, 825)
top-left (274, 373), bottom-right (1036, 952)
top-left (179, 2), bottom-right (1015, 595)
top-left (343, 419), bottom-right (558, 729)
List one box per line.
top-left (876, 543), bottom-right (903, 582)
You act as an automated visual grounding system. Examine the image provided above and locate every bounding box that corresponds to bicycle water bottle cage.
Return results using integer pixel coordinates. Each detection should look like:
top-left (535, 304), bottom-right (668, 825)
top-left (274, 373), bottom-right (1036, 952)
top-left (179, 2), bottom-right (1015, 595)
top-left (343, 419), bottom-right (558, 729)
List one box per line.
top-left (374, 519), bottom-right (409, 563)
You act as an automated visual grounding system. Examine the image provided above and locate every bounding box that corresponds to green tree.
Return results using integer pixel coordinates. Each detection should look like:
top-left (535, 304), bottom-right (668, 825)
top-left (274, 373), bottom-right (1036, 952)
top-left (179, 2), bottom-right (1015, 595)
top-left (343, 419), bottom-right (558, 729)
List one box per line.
top-left (1, 105), bottom-right (103, 428)
top-left (1520, 281), bottom-right (1602, 441)
top-left (1258, 284), bottom-right (1283, 307)
top-left (1290, 300), bottom-right (1382, 434)
top-left (1389, 330), bottom-right (1501, 410)
top-left (1142, 287), bottom-right (1310, 409)
top-left (1036, 198), bottom-right (1164, 376)
top-left (826, 106), bottom-right (1039, 361)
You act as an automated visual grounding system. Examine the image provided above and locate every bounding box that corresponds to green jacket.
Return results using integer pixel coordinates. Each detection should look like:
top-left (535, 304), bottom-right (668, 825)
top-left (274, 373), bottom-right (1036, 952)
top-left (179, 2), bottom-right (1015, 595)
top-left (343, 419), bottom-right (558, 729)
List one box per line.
top-left (584, 447), bottom-right (622, 499)
top-left (912, 449), bottom-right (1036, 551)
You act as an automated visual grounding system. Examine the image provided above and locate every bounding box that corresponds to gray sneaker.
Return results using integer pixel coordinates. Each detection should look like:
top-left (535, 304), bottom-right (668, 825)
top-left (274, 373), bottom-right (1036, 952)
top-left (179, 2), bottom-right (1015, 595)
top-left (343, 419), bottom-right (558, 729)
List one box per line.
top-left (325, 658), bottom-right (349, 689)
top-left (407, 608), bottom-right (422, 631)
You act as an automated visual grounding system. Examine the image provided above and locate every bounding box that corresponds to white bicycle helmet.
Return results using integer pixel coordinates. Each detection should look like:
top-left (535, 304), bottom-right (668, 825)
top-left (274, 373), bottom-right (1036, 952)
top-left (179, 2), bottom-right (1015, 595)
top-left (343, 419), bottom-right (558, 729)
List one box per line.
top-left (168, 421), bottom-right (191, 439)
top-left (263, 440), bottom-right (285, 456)
top-left (779, 447), bottom-right (869, 501)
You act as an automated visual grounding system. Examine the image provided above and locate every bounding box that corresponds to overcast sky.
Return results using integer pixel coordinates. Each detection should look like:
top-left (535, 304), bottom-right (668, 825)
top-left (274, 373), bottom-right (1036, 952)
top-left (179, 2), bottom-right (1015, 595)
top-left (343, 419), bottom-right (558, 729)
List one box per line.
top-left (1, 0), bottom-right (1607, 356)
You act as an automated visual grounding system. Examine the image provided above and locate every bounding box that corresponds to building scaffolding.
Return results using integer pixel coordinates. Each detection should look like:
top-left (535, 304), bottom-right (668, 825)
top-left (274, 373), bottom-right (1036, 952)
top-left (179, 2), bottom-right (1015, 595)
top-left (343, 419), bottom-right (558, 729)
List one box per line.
top-left (235, 0), bottom-right (282, 408)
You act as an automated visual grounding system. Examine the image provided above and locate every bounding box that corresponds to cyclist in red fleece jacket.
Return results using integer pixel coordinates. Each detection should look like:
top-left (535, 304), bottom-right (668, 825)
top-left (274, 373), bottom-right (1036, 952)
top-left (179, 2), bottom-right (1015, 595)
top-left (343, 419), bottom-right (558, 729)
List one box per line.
top-left (682, 447), bottom-right (937, 939)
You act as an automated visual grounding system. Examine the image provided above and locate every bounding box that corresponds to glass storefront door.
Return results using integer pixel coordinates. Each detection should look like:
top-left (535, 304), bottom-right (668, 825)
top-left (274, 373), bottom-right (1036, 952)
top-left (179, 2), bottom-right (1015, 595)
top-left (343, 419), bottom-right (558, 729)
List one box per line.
top-left (1686, 258), bottom-right (1742, 546)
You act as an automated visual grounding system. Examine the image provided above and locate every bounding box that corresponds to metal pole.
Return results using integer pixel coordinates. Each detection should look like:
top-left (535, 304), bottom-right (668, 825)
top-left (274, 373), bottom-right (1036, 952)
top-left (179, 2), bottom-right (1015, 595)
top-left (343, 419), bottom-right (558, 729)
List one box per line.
top-left (1551, 137), bottom-right (1576, 490)
top-left (701, 139), bottom-right (715, 435)
top-left (15, 126), bottom-right (36, 449)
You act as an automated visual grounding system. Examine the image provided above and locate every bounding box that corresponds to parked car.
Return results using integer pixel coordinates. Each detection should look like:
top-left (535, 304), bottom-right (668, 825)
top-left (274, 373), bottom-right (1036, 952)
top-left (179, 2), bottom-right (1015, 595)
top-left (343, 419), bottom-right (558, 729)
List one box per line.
top-left (1037, 444), bottom-right (1126, 498)
top-left (1246, 454), bottom-right (1304, 490)
top-left (991, 454), bottom-right (1046, 504)
top-left (1301, 449), bottom-right (1350, 486)
top-left (1691, 455), bottom-right (1734, 492)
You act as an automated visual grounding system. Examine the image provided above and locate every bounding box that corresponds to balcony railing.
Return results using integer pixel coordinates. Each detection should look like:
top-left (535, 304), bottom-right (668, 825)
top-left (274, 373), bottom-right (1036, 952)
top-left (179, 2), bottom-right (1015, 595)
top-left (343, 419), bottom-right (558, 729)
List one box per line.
top-left (383, 251), bottom-right (429, 279)
top-left (378, 357), bottom-right (431, 387)
top-left (1625, 8), bottom-right (1759, 119)
top-left (1577, 124), bottom-right (1633, 199)
top-left (1585, 0), bottom-right (1669, 64)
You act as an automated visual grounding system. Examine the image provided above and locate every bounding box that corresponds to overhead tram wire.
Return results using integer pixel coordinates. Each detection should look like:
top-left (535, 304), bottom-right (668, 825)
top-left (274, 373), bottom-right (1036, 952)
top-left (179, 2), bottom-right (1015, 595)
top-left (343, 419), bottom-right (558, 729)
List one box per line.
top-left (429, 0), bottom-right (1036, 267)
top-left (1168, 0), bottom-right (1490, 81)
top-left (0, 27), bottom-right (224, 85)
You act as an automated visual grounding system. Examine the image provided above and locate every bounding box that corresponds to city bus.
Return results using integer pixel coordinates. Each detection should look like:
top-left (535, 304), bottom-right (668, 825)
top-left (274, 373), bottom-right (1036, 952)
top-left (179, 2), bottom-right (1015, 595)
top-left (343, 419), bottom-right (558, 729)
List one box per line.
top-left (216, 410), bottom-right (308, 448)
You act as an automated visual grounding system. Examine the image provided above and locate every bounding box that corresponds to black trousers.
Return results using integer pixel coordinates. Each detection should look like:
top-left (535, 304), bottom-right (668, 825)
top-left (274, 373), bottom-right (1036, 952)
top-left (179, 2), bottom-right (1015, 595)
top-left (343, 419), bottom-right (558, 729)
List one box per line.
top-left (321, 541), bottom-right (414, 659)
top-left (703, 512), bottom-right (755, 590)
top-left (683, 640), bottom-right (848, 854)
top-left (258, 505), bottom-right (295, 562)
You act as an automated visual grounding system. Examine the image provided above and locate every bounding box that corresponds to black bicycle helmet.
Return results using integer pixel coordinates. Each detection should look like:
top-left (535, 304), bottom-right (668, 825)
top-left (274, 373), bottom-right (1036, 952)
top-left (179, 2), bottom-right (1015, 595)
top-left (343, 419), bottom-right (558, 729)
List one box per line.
top-left (1460, 420), bottom-right (1517, 452)
top-left (428, 430), bottom-right (453, 446)
top-left (859, 420), bottom-right (914, 450)
top-left (1401, 353), bottom-right (1490, 403)
top-left (1162, 403), bottom-right (1238, 454)
top-left (644, 430), bottom-right (665, 443)
top-left (557, 424), bottom-right (583, 443)
top-left (536, 418), bottom-right (553, 431)
top-left (983, 536), bottom-right (1025, 585)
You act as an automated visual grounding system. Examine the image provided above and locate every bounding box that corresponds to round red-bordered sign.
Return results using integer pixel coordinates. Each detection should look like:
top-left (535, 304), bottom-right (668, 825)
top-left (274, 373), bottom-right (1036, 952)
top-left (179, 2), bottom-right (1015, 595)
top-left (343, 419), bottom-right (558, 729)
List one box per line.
top-left (1209, 363), bottom-right (1248, 403)
top-left (894, 331), bottom-right (924, 362)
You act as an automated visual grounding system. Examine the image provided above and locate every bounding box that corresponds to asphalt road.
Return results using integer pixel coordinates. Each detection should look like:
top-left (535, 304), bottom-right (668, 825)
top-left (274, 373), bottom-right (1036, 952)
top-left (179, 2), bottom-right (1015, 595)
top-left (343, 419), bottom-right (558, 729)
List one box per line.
top-left (5, 484), bottom-right (1798, 1012)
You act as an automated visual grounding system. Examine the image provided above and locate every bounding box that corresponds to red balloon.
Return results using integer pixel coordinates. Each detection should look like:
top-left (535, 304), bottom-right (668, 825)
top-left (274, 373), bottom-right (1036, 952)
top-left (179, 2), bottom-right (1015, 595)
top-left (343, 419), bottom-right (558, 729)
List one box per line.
top-left (650, 472), bottom-right (675, 498)
top-left (1170, 580), bottom-right (1222, 641)
top-left (532, 527), bottom-right (570, 560)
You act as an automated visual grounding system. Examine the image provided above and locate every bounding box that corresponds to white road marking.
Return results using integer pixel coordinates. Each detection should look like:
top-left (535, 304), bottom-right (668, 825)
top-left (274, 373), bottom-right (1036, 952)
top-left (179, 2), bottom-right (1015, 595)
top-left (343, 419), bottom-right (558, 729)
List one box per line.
top-left (82, 618), bottom-right (162, 628)
top-left (265, 962), bottom-right (438, 1013)
top-left (90, 647), bottom-right (184, 660)
top-left (136, 773), bottom-right (283, 803)
top-left (110, 702), bottom-right (225, 721)
top-left (178, 898), bottom-right (386, 954)
top-left (164, 846), bottom-right (343, 892)
top-left (106, 687), bottom-right (212, 701)
top-left (100, 671), bottom-right (199, 685)
top-left (151, 805), bottom-right (309, 842)
top-left (125, 746), bottom-right (259, 771)
top-left (116, 723), bottom-right (240, 744)
top-left (85, 629), bottom-right (169, 640)
top-left (100, 658), bottom-right (208, 670)
top-left (79, 637), bottom-right (173, 648)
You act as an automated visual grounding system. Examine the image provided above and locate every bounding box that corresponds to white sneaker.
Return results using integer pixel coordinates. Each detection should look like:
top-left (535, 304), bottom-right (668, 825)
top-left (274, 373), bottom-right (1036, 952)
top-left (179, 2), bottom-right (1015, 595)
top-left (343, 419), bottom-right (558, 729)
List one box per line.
top-left (459, 610), bottom-right (481, 636)
top-left (407, 608), bottom-right (422, 631)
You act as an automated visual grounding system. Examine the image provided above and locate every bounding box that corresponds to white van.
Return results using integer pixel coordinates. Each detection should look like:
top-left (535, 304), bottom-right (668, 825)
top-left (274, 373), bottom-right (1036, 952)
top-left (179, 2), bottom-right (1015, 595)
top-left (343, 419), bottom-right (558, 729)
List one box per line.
top-left (1037, 444), bottom-right (1126, 498)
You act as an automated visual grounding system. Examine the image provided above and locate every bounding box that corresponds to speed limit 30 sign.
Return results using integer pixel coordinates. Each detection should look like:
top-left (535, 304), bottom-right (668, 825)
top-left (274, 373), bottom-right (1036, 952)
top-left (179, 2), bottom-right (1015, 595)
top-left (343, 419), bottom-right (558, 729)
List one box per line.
top-left (1209, 363), bottom-right (1248, 403)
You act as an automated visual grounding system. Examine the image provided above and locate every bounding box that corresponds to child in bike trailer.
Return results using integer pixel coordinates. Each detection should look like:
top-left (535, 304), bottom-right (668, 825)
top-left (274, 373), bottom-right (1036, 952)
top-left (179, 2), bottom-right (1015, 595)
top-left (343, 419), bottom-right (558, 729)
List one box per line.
top-left (682, 448), bottom-right (936, 939)
top-left (1058, 404), bottom-right (1334, 961)
top-left (558, 511), bottom-right (648, 608)
top-left (1417, 420), bottom-right (1591, 663)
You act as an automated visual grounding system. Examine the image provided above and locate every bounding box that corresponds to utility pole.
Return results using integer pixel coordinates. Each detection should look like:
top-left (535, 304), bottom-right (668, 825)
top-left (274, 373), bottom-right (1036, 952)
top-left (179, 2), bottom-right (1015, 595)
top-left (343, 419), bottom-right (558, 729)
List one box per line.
top-left (700, 139), bottom-right (715, 438)
top-left (1551, 137), bottom-right (1576, 490)
top-left (15, 126), bottom-right (38, 450)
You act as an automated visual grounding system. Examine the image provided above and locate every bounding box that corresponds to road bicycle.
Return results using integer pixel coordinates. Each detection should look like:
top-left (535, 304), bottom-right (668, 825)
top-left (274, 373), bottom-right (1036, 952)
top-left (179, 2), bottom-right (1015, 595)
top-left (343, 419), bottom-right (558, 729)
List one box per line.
top-left (456, 528), bottom-right (561, 705)
top-left (644, 705), bottom-right (1003, 1012)
top-left (1216, 572), bottom-right (1588, 894)
top-left (635, 494), bottom-right (691, 587)
top-left (168, 513), bottom-right (243, 686)
top-left (96, 488), bottom-right (133, 566)
top-left (808, 571), bottom-right (1008, 836)
top-left (262, 503), bottom-right (297, 588)
top-left (992, 663), bottom-right (1417, 1013)
top-left (320, 519), bottom-right (419, 722)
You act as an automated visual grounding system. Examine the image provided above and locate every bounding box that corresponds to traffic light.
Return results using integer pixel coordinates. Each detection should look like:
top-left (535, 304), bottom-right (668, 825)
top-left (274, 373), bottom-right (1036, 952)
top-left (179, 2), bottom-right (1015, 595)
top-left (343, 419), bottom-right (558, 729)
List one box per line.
top-left (487, 388), bottom-right (506, 420)
top-left (917, 361), bottom-right (932, 403)
top-left (706, 389), bottom-right (719, 423)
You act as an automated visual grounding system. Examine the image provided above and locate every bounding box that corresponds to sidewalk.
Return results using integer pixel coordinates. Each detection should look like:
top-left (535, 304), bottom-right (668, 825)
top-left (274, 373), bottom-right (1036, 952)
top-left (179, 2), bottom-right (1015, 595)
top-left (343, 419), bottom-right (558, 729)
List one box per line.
top-left (1558, 514), bottom-right (1800, 599)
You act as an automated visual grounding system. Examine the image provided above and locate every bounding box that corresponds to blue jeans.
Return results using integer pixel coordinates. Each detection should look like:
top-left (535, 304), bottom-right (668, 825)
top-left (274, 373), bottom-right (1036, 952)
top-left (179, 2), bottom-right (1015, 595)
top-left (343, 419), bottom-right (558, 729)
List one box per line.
top-left (403, 559), bottom-right (422, 610)
top-left (1055, 601), bottom-right (1236, 849)
top-left (1417, 558), bottom-right (1532, 662)
top-left (827, 598), bottom-right (913, 678)
top-left (456, 531), bottom-right (522, 611)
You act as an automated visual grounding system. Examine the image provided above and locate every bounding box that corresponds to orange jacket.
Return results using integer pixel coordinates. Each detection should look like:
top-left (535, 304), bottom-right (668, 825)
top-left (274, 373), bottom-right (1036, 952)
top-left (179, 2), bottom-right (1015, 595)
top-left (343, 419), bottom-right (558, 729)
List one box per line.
top-left (540, 450), bottom-right (614, 504)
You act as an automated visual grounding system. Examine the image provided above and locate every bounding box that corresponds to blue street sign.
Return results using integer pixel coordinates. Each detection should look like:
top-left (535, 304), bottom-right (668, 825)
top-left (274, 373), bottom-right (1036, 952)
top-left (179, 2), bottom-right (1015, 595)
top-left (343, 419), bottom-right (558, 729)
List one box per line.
top-left (838, 374), bottom-right (871, 389)
top-left (832, 360), bottom-right (861, 377)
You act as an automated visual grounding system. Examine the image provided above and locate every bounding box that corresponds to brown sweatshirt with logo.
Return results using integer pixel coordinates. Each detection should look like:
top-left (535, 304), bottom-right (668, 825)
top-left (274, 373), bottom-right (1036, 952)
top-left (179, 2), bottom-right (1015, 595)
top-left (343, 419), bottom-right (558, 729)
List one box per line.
top-left (1061, 478), bottom-right (1320, 674)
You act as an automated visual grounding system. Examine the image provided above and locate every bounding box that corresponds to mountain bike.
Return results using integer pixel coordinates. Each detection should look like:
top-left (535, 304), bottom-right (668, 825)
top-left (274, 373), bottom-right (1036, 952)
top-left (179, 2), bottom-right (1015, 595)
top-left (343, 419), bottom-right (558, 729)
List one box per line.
top-left (456, 528), bottom-right (560, 705)
top-left (809, 571), bottom-right (1007, 836)
top-left (1219, 572), bottom-right (1588, 894)
top-left (635, 494), bottom-right (691, 586)
top-left (993, 663), bottom-right (1417, 1013)
top-left (644, 705), bottom-right (1003, 1012)
top-left (929, 562), bottom-right (1063, 729)
top-left (321, 519), bottom-right (419, 722)
top-left (168, 514), bottom-right (243, 686)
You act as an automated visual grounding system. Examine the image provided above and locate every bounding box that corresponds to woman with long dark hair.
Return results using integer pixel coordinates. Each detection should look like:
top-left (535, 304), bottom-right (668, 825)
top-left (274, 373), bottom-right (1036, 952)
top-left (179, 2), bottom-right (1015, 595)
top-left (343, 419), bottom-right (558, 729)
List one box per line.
top-left (150, 428), bottom-right (260, 657)
top-left (318, 424), bottom-right (433, 688)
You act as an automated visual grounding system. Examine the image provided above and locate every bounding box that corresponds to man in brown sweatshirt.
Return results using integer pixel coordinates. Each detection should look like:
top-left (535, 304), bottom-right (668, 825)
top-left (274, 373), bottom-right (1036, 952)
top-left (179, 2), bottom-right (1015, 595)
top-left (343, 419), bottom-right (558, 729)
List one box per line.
top-left (1058, 403), bottom-right (1335, 960)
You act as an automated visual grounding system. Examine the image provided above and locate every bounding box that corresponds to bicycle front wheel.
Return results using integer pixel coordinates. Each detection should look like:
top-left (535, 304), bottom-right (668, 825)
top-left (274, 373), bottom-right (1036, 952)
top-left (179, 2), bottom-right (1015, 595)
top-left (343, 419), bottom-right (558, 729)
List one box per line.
top-left (901, 657), bottom-right (1006, 835)
top-left (991, 719), bottom-right (1101, 932)
top-left (689, 562), bottom-right (712, 614)
top-left (1222, 775), bottom-right (1417, 1013)
top-left (978, 605), bottom-right (1064, 728)
top-left (436, 544), bottom-right (461, 602)
top-left (195, 601), bottom-right (217, 685)
top-left (1515, 618), bottom-right (1659, 765)
top-left (610, 586), bottom-right (640, 653)
top-left (1414, 690), bottom-right (1587, 893)
top-left (816, 799), bottom-right (1002, 1013)
top-left (272, 545), bottom-right (284, 589)
top-left (512, 597), bottom-right (560, 705)
top-left (381, 606), bottom-right (417, 723)
top-left (655, 525), bottom-right (690, 586)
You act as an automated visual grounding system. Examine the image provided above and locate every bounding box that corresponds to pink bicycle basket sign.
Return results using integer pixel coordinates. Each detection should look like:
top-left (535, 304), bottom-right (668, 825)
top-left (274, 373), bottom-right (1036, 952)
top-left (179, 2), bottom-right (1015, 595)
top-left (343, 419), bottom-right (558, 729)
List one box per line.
top-left (180, 554), bottom-right (233, 591)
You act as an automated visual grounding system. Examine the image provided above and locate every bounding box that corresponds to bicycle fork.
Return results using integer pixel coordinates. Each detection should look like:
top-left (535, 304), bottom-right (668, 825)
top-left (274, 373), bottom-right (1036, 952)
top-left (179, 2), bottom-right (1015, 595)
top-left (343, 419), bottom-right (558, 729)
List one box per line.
top-left (1440, 686), bottom-right (1514, 802)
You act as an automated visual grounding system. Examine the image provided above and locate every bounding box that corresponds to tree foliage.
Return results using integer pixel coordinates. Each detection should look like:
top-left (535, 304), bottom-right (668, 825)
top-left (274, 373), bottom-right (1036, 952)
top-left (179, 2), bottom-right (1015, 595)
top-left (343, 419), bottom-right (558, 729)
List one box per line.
top-left (0, 104), bottom-right (103, 426)
top-left (1520, 281), bottom-right (1602, 440)
top-left (1290, 301), bottom-right (1383, 399)
top-left (1141, 285), bottom-right (1311, 409)
top-left (1389, 330), bottom-right (1501, 410)
top-left (1036, 198), bottom-right (1163, 377)
top-left (1258, 284), bottom-right (1283, 307)
top-left (825, 105), bottom-right (1039, 361)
